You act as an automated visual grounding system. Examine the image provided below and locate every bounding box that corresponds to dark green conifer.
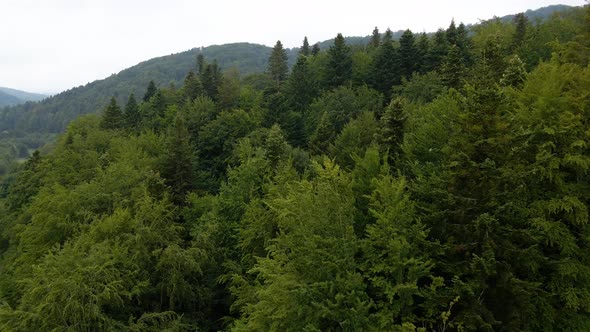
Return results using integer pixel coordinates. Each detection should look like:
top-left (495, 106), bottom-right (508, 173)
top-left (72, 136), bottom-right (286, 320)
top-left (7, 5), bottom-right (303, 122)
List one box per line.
top-left (143, 80), bottom-right (157, 102)
top-left (268, 40), bottom-right (289, 89)
top-left (427, 29), bottom-right (448, 71)
top-left (369, 26), bottom-right (381, 49)
top-left (311, 43), bottom-right (320, 56)
top-left (124, 93), bottom-right (140, 129)
top-left (446, 19), bottom-right (458, 45)
top-left (100, 97), bottom-right (123, 130)
top-left (325, 33), bottom-right (352, 89)
top-left (161, 112), bottom-right (195, 205)
top-left (369, 29), bottom-right (400, 98)
top-left (415, 32), bottom-right (430, 73)
top-left (399, 29), bottom-right (417, 79)
top-left (300, 36), bottom-right (310, 56)
top-left (184, 71), bottom-right (203, 101)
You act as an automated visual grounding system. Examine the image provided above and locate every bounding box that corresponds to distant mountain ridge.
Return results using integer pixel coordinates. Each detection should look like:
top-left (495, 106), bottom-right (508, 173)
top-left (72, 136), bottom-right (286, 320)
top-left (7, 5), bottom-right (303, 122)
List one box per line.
top-left (0, 4), bottom-right (578, 134)
top-left (0, 87), bottom-right (45, 107)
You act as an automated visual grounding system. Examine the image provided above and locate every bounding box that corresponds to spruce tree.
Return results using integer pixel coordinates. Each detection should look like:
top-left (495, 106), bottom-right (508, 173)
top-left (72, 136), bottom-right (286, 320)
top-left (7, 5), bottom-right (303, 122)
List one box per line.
top-left (161, 112), bottom-right (195, 205)
top-left (369, 29), bottom-right (400, 98)
top-left (143, 80), bottom-right (157, 102)
top-left (427, 29), bottom-right (448, 71)
top-left (446, 19), bottom-right (458, 45)
top-left (325, 33), bottom-right (352, 89)
top-left (511, 13), bottom-right (528, 51)
top-left (300, 36), bottom-right (310, 56)
top-left (440, 44), bottom-right (465, 89)
top-left (100, 97), bottom-right (123, 130)
top-left (369, 26), bottom-right (381, 49)
top-left (196, 53), bottom-right (205, 75)
top-left (415, 33), bottom-right (430, 74)
top-left (399, 29), bottom-right (417, 79)
top-left (184, 71), bottom-right (203, 101)
top-left (268, 40), bottom-right (289, 89)
top-left (311, 43), bottom-right (320, 56)
top-left (201, 60), bottom-right (222, 101)
top-left (124, 93), bottom-right (140, 130)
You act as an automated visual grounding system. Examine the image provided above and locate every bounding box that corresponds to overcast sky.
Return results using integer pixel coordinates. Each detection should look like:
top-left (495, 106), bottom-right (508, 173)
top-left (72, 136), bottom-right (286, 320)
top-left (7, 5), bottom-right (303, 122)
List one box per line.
top-left (1, 0), bottom-right (586, 94)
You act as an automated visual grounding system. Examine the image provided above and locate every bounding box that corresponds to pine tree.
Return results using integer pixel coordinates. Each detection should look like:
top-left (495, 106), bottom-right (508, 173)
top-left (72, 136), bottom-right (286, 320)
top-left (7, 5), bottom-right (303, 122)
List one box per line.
top-left (143, 80), bottom-right (157, 102)
top-left (268, 40), bottom-right (289, 89)
top-left (399, 29), bottom-right (417, 79)
top-left (457, 23), bottom-right (473, 66)
top-left (500, 55), bottom-right (527, 87)
top-left (196, 53), bottom-right (205, 75)
top-left (325, 33), bottom-right (352, 89)
top-left (124, 93), bottom-right (140, 130)
top-left (201, 60), bottom-right (222, 101)
top-left (300, 36), bottom-right (310, 56)
top-left (378, 97), bottom-right (407, 161)
top-left (100, 97), bottom-right (123, 130)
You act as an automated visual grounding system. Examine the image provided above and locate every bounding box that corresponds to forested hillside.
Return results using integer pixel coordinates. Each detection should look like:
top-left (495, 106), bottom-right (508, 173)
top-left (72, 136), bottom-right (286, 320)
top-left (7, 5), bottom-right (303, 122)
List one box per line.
top-left (0, 87), bottom-right (45, 107)
top-left (0, 4), bottom-right (589, 331)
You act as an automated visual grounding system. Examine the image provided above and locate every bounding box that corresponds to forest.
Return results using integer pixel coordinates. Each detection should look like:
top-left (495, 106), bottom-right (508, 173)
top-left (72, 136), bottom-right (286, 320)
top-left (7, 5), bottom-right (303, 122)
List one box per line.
top-left (0, 5), bottom-right (589, 331)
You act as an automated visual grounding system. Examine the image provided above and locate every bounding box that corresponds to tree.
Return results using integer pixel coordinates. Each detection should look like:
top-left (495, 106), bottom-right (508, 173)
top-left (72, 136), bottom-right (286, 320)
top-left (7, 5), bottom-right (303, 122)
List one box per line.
top-left (300, 36), bottom-right (310, 56)
top-left (311, 43), bottom-right (320, 56)
top-left (285, 55), bottom-right (317, 113)
top-left (399, 29), bottom-right (417, 79)
top-left (160, 112), bottom-right (195, 205)
top-left (369, 29), bottom-right (400, 98)
top-left (196, 53), bottom-right (205, 75)
top-left (124, 93), bottom-right (140, 130)
top-left (201, 60), bottom-right (222, 101)
top-left (447, 19), bottom-right (458, 45)
top-left (512, 13), bottom-right (528, 50)
top-left (143, 80), bottom-right (157, 102)
top-left (427, 29), bottom-right (448, 71)
top-left (184, 71), bottom-right (203, 102)
top-left (325, 33), bottom-right (352, 89)
top-left (100, 97), bottom-right (123, 130)
top-left (440, 44), bottom-right (465, 89)
top-left (268, 40), bottom-right (289, 89)
top-left (415, 32), bottom-right (430, 74)
top-left (369, 26), bottom-right (381, 49)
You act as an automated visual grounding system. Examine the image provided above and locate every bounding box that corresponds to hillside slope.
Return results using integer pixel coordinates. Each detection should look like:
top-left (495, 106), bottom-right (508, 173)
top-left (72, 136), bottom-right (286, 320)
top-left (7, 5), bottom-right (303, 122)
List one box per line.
top-left (0, 87), bottom-right (45, 107)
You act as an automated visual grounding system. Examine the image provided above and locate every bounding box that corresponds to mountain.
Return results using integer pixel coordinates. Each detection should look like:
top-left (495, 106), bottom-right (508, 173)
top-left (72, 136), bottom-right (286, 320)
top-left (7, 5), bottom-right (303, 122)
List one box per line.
top-left (0, 87), bottom-right (45, 107)
top-left (0, 4), bottom-right (579, 135)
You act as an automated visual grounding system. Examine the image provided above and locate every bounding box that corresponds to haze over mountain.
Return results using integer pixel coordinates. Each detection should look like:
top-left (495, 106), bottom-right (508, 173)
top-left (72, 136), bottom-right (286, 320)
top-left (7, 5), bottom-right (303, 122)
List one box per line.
top-left (0, 87), bottom-right (45, 107)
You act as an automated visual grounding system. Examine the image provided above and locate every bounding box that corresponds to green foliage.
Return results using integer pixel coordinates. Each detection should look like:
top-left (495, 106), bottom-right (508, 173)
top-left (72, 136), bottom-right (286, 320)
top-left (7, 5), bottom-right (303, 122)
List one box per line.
top-left (268, 40), bottom-right (289, 89)
top-left (325, 33), bottom-right (353, 89)
top-left (100, 97), bottom-right (123, 130)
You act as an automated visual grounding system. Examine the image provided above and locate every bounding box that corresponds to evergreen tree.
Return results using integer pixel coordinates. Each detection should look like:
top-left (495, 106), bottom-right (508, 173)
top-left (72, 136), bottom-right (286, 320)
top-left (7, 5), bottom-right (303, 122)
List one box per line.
top-left (415, 32), bottom-right (430, 74)
top-left (201, 60), bottom-right (222, 101)
top-left (268, 40), bottom-right (289, 89)
top-left (427, 29), bottom-right (448, 71)
top-left (511, 13), bottom-right (528, 50)
top-left (196, 53), bottom-right (205, 75)
top-left (184, 71), bottom-right (203, 101)
top-left (369, 26), bottom-right (381, 49)
top-left (457, 23), bottom-right (473, 65)
top-left (311, 43), bottom-right (320, 56)
top-left (300, 36), bottom-right (310, 56)
top-left (369, 29), bottom-right (400, 98)
top-left (500, 54), bottom-right (527, 87)
top-left (143, 80), bottom-right (157, 102)
top-left (440, 44), bottom-right (465, 89)
top-left (399, 29), bottom-right (417, 79)
top-left (124, 93), bottom-right (140, 130)
top-left (446, 19), bottom-right (458, 45)
top-left (160, 112), bottom-right (195, 205)
top-left (325, 33), bottom-right (353, 89)
top-left (100, 97), bottom-right (123, 130)
top-left (285, 55), bottom-right (317, 114)
top-left (378, 97), bottom-right (407, 161)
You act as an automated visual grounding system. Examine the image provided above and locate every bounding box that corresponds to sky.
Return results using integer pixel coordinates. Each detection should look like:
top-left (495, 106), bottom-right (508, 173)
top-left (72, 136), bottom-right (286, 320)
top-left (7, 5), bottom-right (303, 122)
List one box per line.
top-left (1, 0), bottom-right (586, 94)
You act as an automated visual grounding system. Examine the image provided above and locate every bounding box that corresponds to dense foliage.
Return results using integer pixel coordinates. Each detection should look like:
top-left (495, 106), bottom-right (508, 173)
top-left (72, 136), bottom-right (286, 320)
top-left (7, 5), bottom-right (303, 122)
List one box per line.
top-left (0, 4), bottom-right (589, 331)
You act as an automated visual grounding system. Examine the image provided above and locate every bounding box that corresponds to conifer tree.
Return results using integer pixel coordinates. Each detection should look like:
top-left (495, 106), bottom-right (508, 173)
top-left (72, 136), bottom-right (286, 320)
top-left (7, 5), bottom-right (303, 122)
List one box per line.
top-left (369, 29), bottom-right (400, 98)
top-left (440, 44), bottom-right (465, 89)
top-left (100, 97), bottom-right (123, 130)
top-left (124, 93), bottom-right (140, 130)
top-left (311, 43), bottom-right (320, 56)
top-left (369, 26), bottom-right (381, 49)
top-left (511, 13), bottom-right (528, 51)
top-left (268, 40), bottom-right (289, 89)
top-left (399, 29), bottom-right (417, 79)
top-left (325, 33), bottom-right (353, 89)
top-left (457, 23), bottom-right (473, 65)
top-left (446, 19), bottom-right (458, 45)
top-left (143, 80), bottom-right (157, 102)
top-left (427, 29), bottom-right (449, 71)
top-left (196, 53), bottom-right (205, 75)
top-left (201, 60), bottom-right (222, 100)
top-left (184, 71), bottom-right (203, 101)
top-left (415, 33), bottom-right (430, 74)
top-left (285, 55), bottom-right (317, 114)
top-left (161, 112), bottom-right (195, 205)
top-left (300, 36), bottom-right (310, 56)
